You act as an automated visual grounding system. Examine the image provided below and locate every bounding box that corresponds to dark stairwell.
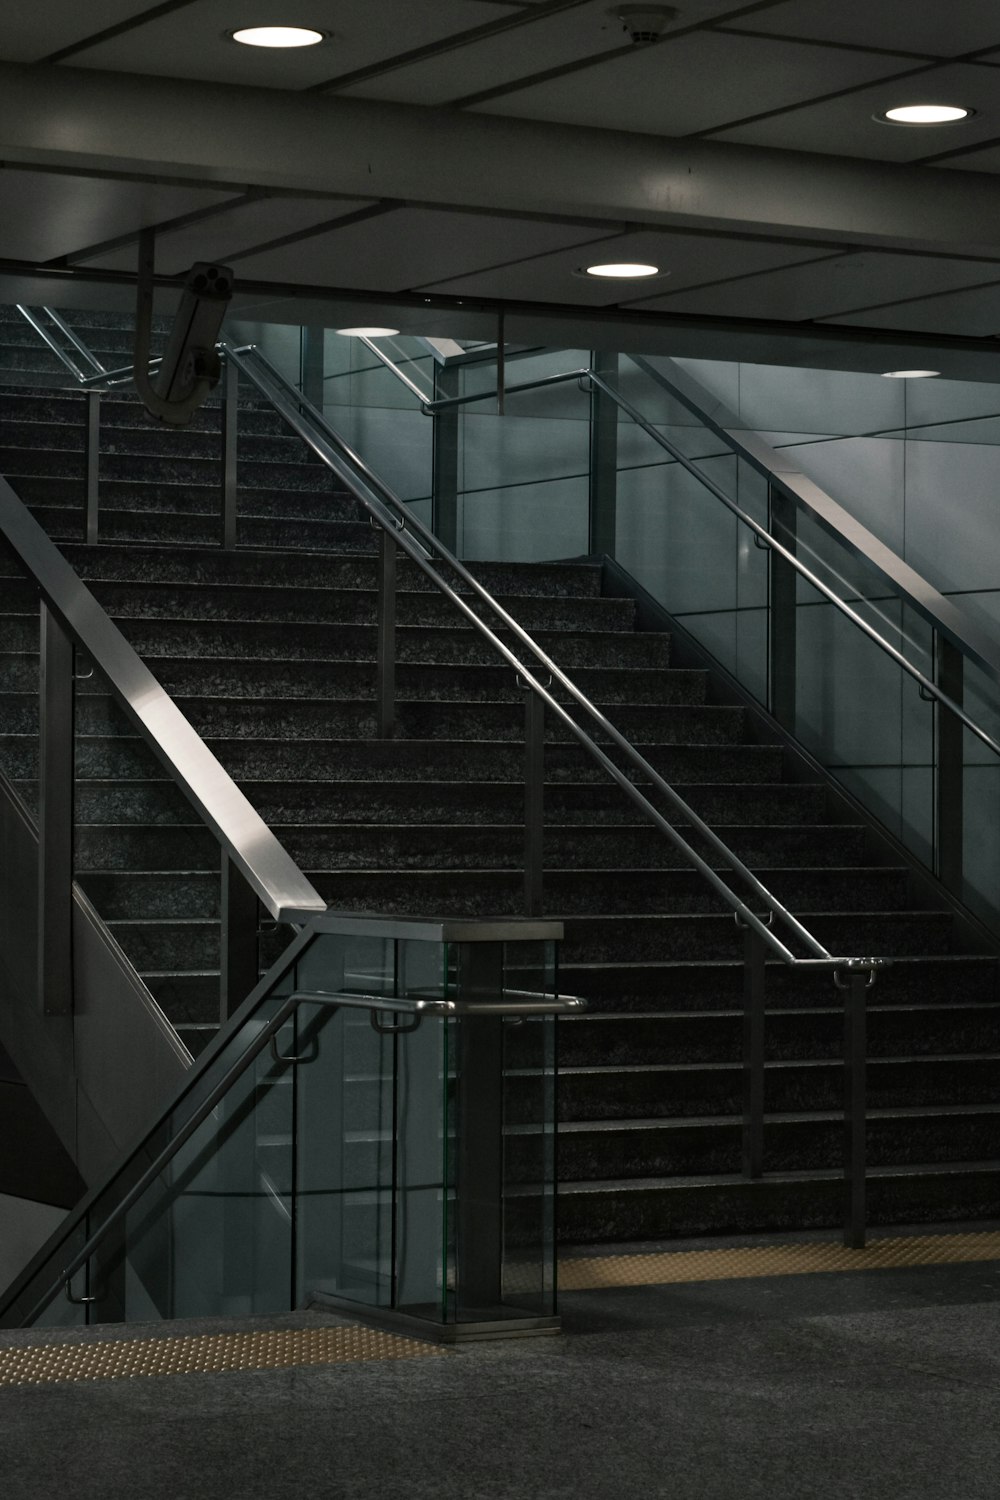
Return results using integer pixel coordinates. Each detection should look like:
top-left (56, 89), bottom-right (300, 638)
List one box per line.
top-left (1, 305), bottom-right (999, 1252)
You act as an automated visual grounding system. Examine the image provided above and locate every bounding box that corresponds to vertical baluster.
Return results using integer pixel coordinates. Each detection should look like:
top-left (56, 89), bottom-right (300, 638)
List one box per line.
top-left (38, 604), bottom-right (75, 1016)
top-left (376, 525), bottom-right (396, 738)
top-left (523, 686), bottom-right (545, 917)
top-left (768, 483), bottom-right (797, 728)
top-left (741, 921), bottom-right (767, 1179)
top-left (935, 633), bottom-right (964, 894)
top-left (85, 390), bottom-right (101, 545)
top-left (588, 354), bottom-right (619, 556)
top-left (221, 357), bottom-right (239, 550)
top-left (840, 962), bottom-right (874, 1249)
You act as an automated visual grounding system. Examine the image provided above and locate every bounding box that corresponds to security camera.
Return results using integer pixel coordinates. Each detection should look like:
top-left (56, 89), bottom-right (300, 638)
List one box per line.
top-left (154, 262), bottom-right (232, 409)
top-left (133, 235), bottom-right (234, 427)
top-left (611, 5), bottom-right (678, 45)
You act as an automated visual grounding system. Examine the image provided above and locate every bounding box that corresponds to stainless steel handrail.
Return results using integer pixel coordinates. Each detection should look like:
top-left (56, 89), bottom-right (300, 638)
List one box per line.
top-left (0, 475), bottom-right (326, 923)
top-left (226, 340), bottom-right (849, 968)
top-left (15, 305), bottom-right (94, 383)
top-left (364, 340), bottom-right (1000, 763)
top-left (41, 306), bottom-right (108, 376)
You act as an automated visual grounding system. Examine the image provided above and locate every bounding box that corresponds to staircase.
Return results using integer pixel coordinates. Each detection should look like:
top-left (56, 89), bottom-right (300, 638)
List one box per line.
top-left (1, 305), bottom-right (999, 1245)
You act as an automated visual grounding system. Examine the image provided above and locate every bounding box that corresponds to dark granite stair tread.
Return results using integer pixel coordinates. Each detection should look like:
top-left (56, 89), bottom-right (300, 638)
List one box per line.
top-left (556, 1051), bottom-right (1000, 1076)
top-left (554, 1160), bottom-right (1000, 1192)
top-left (80, 584), bottom-right (640, 630)
top-left (55, 543), bottom-right (605, 597)
top-left (541, 1100), bottom-right (1000, 1132)
top-left (561, 1000), bottom-right (1000, 1021)
top-left (110, 622), bottom-right (672, 667)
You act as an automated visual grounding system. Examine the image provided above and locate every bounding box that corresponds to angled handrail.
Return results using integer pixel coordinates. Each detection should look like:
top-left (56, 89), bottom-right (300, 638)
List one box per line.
top-left (15, 305), bottom-right (98, 382)
top-left (364, 339), bottom-right (1000, 763)
top-left (0, 476), bottom-right (325, 923)
top-left (630, 353), bottom-right (1000, 689)
top-left (226, 340), bottom-right (859, 969)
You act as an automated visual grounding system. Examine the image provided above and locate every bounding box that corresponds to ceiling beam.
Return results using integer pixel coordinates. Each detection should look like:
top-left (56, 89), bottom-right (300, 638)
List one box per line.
top-left (3, 62), bottom-right (1000, 262)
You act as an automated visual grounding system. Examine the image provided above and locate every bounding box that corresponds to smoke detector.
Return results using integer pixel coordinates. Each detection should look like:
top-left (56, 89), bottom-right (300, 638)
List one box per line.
top-left (611, 6), bottom-right (678, 45)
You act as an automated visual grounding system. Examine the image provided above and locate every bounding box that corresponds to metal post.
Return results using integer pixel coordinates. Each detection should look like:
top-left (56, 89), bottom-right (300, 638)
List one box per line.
top-left (38, 604), bottom-right (75, 1017)
top-left (220, 853), bottom-right (259, 1022)
top-left (496, 310), bottom-right (505, 417)
top-left (523, 687), bottom-right (545, 917)
top-left (588, 351), bottom-right (619, 556)
top-left (842, 966), bottom-right (869, 1249)
top-left (221, 356), bottom-right (239, 550)
top-left (301, 324), bottom-right (325, 409)
top-left (741, 924), bottom-right (766, 1179)
top-left (432, 362), bottom-right (459, 552)
top-left (455, 941), bottom-right (505, 1311)
top-left (769, 484), bottom-right (797, 728)
top-left (935, 633), bottom-right (964, 894)
top-left (85, 390), bottom-right (101, 545)
top-left (376, 526), bottom-right (396, 738)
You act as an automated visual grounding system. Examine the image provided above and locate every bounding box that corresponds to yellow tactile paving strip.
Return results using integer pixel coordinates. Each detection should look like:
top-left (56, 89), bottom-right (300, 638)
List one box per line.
top-left (0, 1325), bottom-right (447, 1388)
top-left (558, 1230), bottom-right (1000, 1290)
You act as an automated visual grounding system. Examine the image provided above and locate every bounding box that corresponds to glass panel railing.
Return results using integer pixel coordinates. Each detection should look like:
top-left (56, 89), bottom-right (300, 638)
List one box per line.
top-left (605, 353), bottom-right (1000, 928)
top-left (2, 917), bottom-right (567, 1339)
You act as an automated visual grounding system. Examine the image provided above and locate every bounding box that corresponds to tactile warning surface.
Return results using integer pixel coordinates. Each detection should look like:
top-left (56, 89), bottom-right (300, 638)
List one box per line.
top-left (559, 1231), bottom-right (1000, 1290)
top-left (0, 1325), bottom-right (447, 1388)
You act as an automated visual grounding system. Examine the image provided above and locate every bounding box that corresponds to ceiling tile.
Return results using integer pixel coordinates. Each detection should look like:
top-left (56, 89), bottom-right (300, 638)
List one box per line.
top-left (341, 0), bottom-right (724, 106)
top-left (0, 170), bottom-right (235, 264)
top-left (341, 0), bottom-right (761, 102)
top-left (937, 143), bottom-right (1000, 174)
top-left (422, 229), bottom-right (835, 305)
top-left (74, 0), bottom-right (518, 88)
top-left (79, 198), bottom-right (379, 274)
top-left (822, 283), bottom-right (1000, 337)
top-left (230, 207), bottom-right (605, 290)
top-left (712, 60), bottom-right (1000, 158)
top-left (0, 3), bottom-right (149, 63)
top-left (634, 252), bottom-right (1000, 322)
top-left (723, 0), bottom-right (1000, 57)
top-left (468, 31), bottom-right (918, 137)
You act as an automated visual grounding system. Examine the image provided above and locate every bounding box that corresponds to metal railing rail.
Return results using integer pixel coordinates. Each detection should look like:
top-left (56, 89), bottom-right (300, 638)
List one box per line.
top-left (0, 476), bottom-right (326, 930)
top-left (227, 340), bottom-right (848, 969)
top-left (15, 305), bottom-right (107, 381)
top-left (363, 340), bottom-right (1000, 764)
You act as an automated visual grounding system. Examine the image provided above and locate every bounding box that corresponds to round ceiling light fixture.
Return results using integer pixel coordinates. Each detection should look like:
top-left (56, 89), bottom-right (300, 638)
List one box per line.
top-left (336, 326), bottom-right (400, 337)
top-left (231, 26), bottom-right (325, 48)
top-left (878, 103), bottom-right (971, 125)
top-left (582, 262), bottom-right (661, 278)
top-left (880, 369), bottom-right (941, 379)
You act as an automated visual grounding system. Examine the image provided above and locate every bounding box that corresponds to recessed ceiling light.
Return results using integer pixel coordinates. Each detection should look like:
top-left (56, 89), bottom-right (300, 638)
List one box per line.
top-left (881, 369), bottom-right (940, 379)
top-left (231, 26), bottom-right (325, 48)
top-left (879, 104), bottom-right (971, 125)
top-left (337, 326), bottom-right (400, 338)
top-left (583, 262), bottom-right (661, 278)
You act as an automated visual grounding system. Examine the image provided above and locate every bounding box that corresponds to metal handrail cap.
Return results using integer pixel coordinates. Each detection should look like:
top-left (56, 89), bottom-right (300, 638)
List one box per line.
top-left (303, 910), bottom-right (564, 943)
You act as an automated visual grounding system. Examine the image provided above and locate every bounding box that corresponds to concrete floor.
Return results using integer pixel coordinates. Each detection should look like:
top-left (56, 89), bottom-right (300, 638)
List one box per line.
top-left (1, 1247), bottom-right (1000, 1500)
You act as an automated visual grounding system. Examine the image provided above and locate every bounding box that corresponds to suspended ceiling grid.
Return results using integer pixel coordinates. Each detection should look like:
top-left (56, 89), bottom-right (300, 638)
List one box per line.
top-left (4, 0), bottom-right (1000, 352)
